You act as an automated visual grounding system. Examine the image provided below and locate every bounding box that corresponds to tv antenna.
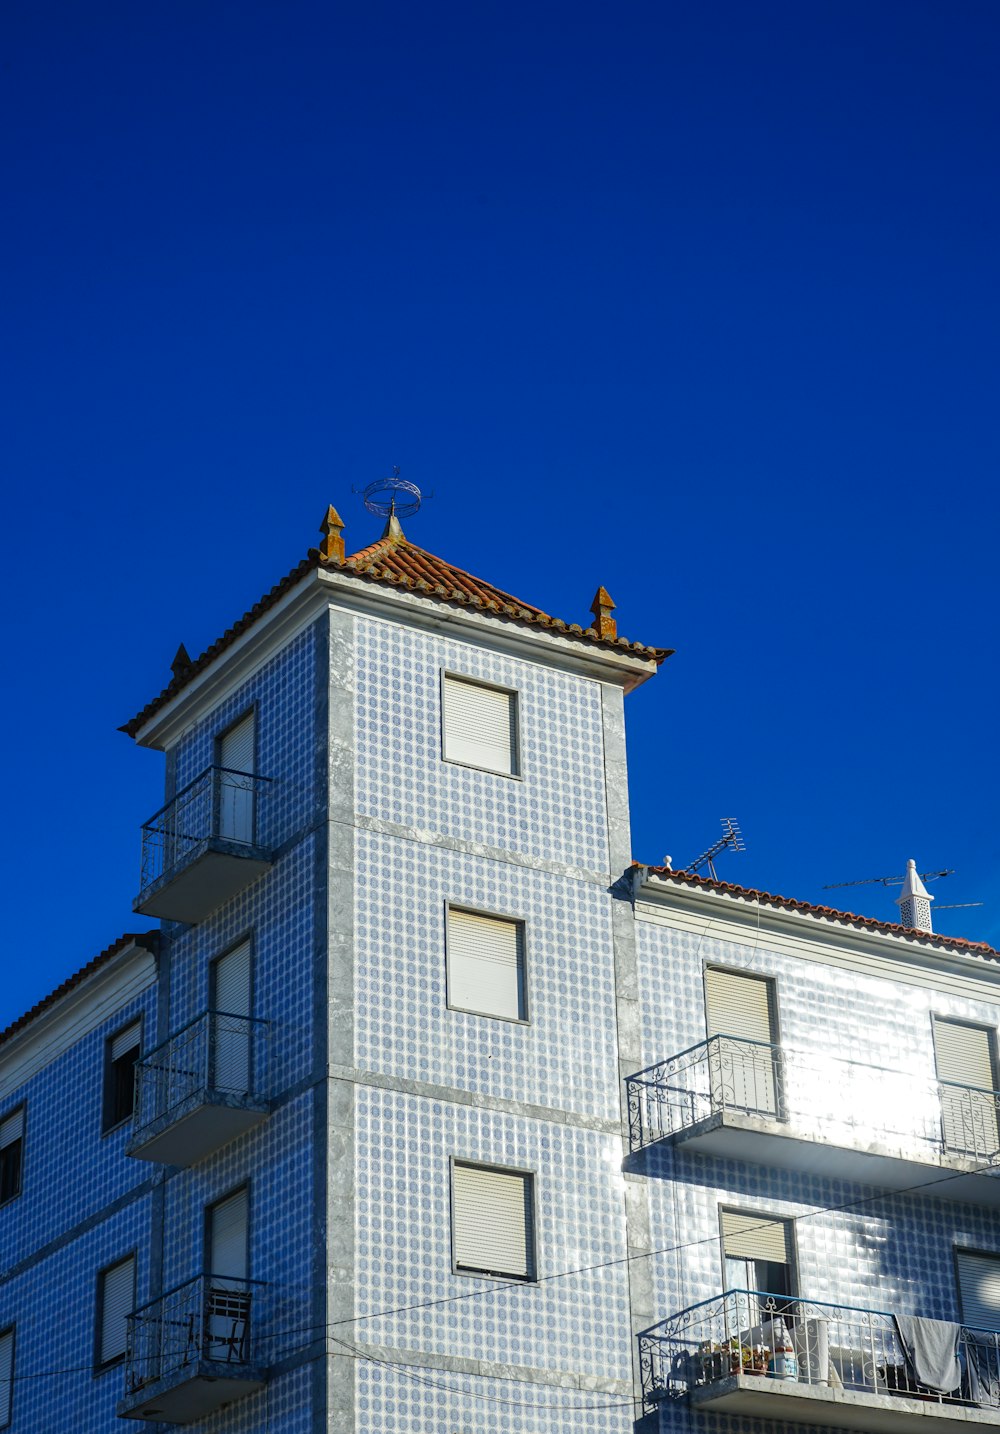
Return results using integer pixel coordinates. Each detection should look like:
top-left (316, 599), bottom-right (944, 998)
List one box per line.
top-left (680, 818), bottom-right (746, 880)
top-left (353, 466), bottom-right (429, 520)
top-left (822, 869), bottom-right (954, 890)
top-left (822, 867), bottom-right (983, 914)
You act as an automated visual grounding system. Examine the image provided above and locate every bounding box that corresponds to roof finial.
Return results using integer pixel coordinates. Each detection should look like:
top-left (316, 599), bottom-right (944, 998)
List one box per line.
top-left (171, 643), bottom-right (193, 680)
top-left (589, 586), bottom-right (617, 640)
top-left (896, 858), bottom-right (934, 933)
top-left (319, 504), bottom-right (346, 562)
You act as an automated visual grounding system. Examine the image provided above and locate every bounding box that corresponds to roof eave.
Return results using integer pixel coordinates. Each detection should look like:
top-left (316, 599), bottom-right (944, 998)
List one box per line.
top-left (633, 866), bottom-right (1000, 972)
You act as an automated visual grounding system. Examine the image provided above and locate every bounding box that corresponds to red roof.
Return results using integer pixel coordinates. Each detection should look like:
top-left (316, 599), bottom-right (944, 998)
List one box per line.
top-left (637, 864), bottom-right (999, 960)
top-left (0, 932), bottom-right (158, 1051)
top-left (121, 526), bottom-right (671, 736)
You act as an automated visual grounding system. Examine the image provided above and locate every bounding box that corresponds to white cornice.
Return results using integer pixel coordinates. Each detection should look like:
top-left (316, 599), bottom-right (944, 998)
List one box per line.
top-left (634, 870), bottom-right (1000, 1000)
top-left (131, 564), bottom-right (661, 749)
top-left (0, 941), bottom-right (158, 1099)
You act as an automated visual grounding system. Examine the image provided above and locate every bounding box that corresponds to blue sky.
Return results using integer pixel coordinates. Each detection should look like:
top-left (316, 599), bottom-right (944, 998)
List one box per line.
top-left (2, 0), bottom-right (998, 1024)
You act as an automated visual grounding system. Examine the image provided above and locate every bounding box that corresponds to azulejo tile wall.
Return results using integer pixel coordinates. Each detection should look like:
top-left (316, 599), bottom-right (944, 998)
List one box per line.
top-left (353, 616), bottom-right (611, 874)
top-left (636, 913), bottom-right (1000, 1433)
top-left (354, 831), bottom-right (619, 1121)
top-left (353, 1088), bottom-right (631, 1382)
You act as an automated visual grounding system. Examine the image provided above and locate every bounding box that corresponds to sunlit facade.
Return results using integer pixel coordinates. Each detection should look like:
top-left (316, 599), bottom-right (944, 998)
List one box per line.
top-left (1, 505), bottom-right (999, 1433)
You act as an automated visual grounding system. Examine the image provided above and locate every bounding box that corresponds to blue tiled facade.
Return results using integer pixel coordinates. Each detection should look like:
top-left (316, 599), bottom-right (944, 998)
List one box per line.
top-left (3, 545), bottom-right (999, 1434)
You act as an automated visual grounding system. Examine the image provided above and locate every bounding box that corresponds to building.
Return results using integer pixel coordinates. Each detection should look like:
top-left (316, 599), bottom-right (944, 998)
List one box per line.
top-left (1, 501), bottom-right (1000, 1434)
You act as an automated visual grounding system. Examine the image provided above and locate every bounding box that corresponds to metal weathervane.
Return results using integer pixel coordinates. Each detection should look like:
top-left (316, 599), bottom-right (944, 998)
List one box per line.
top-left (354, 466), bottom-right (427, 520)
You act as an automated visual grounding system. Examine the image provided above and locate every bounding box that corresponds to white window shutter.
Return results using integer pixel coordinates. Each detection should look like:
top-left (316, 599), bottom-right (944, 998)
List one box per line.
top-left (100, 1256), bottom-right (135, 1364)
top-left (958, 1251), bottom-right (1000, 1330)
top-left (218, 713), bottom-right (256, 843)
top-left (211, 942), bottom-right (253, 1093)
top-left (721, 1210), bottom-right (793, 1265)
top-left (110, 1022), bottom-right (142, 1062)
top-left (0, 1111), bottom-right (23, 1151)
top-left (209, 1188), bottom-right (249, 1281)
top-left (0, 1328), bottom-right (12, 1427)
top-left (443, 677), bottom-right (517, 776)
top-left (705, 969), bottom-right (775, 1044)
top-left (934, 1019), bottom-right (1000, 1155)
top-left (220, 713), bottom-right (255, 774)
top-left (448, 910), bottom-right (525, 1021)
top-left (933, 1019), bottom-right (995, 1088)
top-left (452, 1164), bottom-right (534, 1278)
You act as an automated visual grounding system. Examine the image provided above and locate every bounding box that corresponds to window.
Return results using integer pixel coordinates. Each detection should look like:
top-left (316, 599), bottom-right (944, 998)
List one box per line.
top-left (933, 1017), bottom-right (1000, 1157)
top-left (451, 1161), bottom-right (536, 1280)
top-left (446, 907), bottom-right (527, 1022)
top-left (0, 1110), bottom-right (24, 1207)
top-left (720, 1207), bottom-right (795, 1330)
top-left (442, 674), bottom-right (519, 777)
top-left (0, 1327), bottom-right (13, 1428)
top-left (957, 1249), bottom-right (1000, 1330)
top-left (704, 967), bottom-right (781, 1117)
top-left (205, 1187), bottom-right (251, 1363)
top-left (96, 1255), bottom-right (135, 1369)
top-left (103, 1021), bottom-right (142, 1133)
top-left (210, 940), bottom-right (253, 1093)
top-left (217, 711), bottom-right (256, 844)
top-left (207, 1186), bottom-right (249, 1283)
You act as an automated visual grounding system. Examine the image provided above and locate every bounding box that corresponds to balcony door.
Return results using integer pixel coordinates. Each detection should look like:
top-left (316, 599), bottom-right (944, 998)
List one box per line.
top-left (211, 941), bottom-right (252, 1095)
top-left (721, 1208), bottom-right (795, 1340)
top-left (705, 968), bottom-right (780, 1118)
top-left (206, 1187), bottom-right (250, 1362)
top-left (933, 1017), bottom-right (1000, 1158)
top-left (218, 713), bottom-right (255, 845)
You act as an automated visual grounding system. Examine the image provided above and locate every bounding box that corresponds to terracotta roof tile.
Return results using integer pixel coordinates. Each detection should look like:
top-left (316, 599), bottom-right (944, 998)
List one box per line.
top-left (636, 864), bottom-right (999, 959)
top-left (121, 529), bottom-right (671, 736)
top-left (0, 932), bottom-right (159, 1051)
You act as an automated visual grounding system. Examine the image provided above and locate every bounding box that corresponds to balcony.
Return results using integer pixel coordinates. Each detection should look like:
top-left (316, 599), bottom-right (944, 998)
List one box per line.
top-left (626, 1035), bottom-right (1000, 1204)
top-left (117, 1274), bottom-right (267, 1424)
top-left (641, 1289), bottom-right (1000, 1431)
top-left (133, 766), bottom-right (273, 923)
top-left (126, 1011), bottom-right (269, 1166)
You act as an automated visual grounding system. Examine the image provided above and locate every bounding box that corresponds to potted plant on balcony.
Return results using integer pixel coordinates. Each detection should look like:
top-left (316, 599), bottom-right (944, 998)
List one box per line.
top-left (697, 1339), bottom-right (770, 1382)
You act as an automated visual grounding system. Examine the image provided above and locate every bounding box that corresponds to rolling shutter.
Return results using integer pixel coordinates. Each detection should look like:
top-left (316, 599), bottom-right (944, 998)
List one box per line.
top-left (722, 1210), bottom-right (793, 1265)
top-left (443, 677), bottom-right (518, 776)
top-left (934, 1020), bottom-right (995, 1088)
top-left (0, 1328), bottom-right (12, 1427)
top-left (111, 1022), bottom-right (141, 1062)
top-left (220, 713), bottom-right (255, 775)
top-left (957, 1251), bottom-right (1000, 1330)
top-left (99, 1256), bottom-right (135, 1365)
top-left (212, 941), bottom-right (253, 1092)
top-left (934, 1019), bottom-right (999, 1156)
top-left (705, 969), bottom-right (775, 1043)
top-left (218, 713), bottom-right (256, 843)
top-left (452, 1164), bottom-right (534, 1279)
top-left (209, 1188), bottom-right (249, 1281)
top-left (0, 1112), bottom-right (22, 1152)
top-left (447, 909), bottom-right (525, 1020)
top-left (705, 970), bottom-right (778, 1116)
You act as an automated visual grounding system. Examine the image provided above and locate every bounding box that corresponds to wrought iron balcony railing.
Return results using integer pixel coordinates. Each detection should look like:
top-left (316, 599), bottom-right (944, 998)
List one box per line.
top-left (138, 765), bottom-right (272, 894)
top-left (120, 1273), bottom-right (267, 1421)
top-left (640, 1289), bottom-right (1000, 1415)
top-left (127, 1011), bottom-right (270, 1166)
top-left (627, 1034), bottom-right (1000, 1169)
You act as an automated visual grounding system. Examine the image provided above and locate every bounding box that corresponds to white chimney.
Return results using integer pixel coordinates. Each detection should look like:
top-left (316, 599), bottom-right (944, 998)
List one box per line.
top-left (896, 858), bottom-right (934, 933)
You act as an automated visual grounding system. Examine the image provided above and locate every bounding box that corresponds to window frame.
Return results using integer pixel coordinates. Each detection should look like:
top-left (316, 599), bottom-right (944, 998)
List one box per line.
top-left (204, 1182), bottom-right (251, 1281)
top-left (0, 1325), bottom-right (14, 1429)
top-left (449, 1157), bottom-right (538, 1283)
top-left (717, 1203), bottom-right (799, 1298)
top-left (0, 1106), bottom-right (25, 1209)
top-left (444, 901), bottom-right (530, 1025)
top-left (94, 1251), bottom-right (137, 1374)
top-left (954, 1245), bottom-right (1000, 1330)
top-left (439, 671), bottom-right (522, 780)
top-left (102, 1018), bottom-right (144, 1136)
